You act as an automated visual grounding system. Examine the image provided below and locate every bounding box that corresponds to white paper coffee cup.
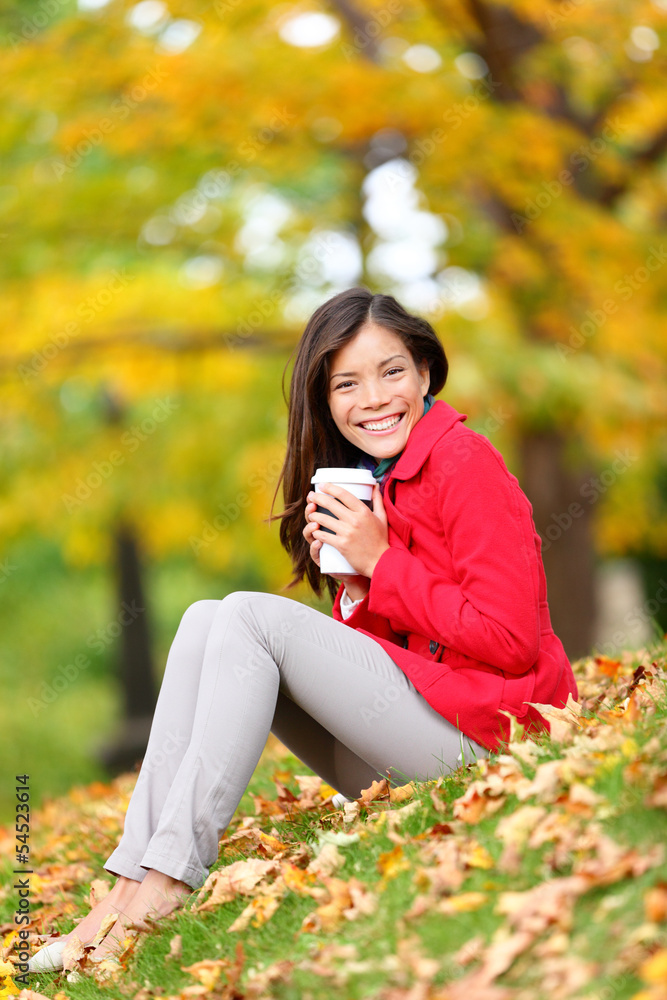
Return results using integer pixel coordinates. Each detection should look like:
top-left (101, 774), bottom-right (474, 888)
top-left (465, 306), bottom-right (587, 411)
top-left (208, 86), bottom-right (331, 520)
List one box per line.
top-left (310, 467), bottom-right (376, 575)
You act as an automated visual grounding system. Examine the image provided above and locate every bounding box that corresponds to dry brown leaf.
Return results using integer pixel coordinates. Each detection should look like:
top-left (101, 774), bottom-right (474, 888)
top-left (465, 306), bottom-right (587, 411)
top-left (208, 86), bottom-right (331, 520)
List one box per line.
top-left (227, 893), bottom-right (283, 932)
top-left (302, 877), bottom-right (377, 933)
top-left (526, 693), bottom-right (583, 743)
top-left (166, 933), bottom-right (182, 960)
top-left (343, 800), bottom-right (360, 824)
top-left (646, 772), bottom-right (667, 809)
top-left (192, 858), bottom-right (280, 912)
top-left (453, 783), bottom-right (506, 823)
top-left (385, 800), bottom-right (422, 831)
top-left (346, 879), bottom-right (378, 920)
top-left (574, 836), bottom-right (664, 886)
top-left (414, 839), bottom-right (465, 895)
top-left (90, 910), bottom-right (119, 949)
top-left (307, 843), bottom-right (346, 878)
top-left (360, 779), bottom-right (390, 805)
top-left (280, 863), bottom-right (319, 897)
top-left (389, 782), bottom-right (416, 803)
top-left (181, 957), bottom-right (232, 990)
top-left (85, 879), bottom-right (111, 908)
top-left (61, 933), bottom-right (85, 972)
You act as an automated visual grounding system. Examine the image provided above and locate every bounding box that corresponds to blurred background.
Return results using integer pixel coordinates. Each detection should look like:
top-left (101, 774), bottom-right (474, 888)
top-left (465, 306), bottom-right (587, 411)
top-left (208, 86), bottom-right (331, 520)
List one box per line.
top-left (2, 0), bottom-right (666, 826)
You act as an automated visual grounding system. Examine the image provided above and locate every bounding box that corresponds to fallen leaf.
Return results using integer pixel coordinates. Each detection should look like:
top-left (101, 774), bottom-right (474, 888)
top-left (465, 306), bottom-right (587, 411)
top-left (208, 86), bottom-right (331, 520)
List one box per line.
top-left (227, 893), bottom-right (283, 932)
top-left (645, 884), bottom-right (667, 923)
top-left (193, 859), bottom-right (280, 912)
top-left (638, 947), bottom-right (667, 984)
top-left (61, 933), bottom-right (85, 972)
top-left (85, 879), bottom-right (111, 908)
top-left (438, 891), bottom-right (488, 914)
top-left (166, 933), bottom-right (182, 960)
top-left (359, 779), bottom-right (389, 805)
top-left (377, 845), bottom-right (410, 880)
top-left (307, 843), bottom-right (346, 878)
top-left (389, 782), bottom-right (416, 803)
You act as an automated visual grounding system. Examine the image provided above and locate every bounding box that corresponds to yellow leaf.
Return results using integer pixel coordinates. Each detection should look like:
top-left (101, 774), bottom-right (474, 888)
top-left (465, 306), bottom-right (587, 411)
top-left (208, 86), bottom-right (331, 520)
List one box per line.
top-left (377, 845), bottom-right (410, 880)
top-left (438, 891), bottom-right (488, 913)
top-left (389, 782), bottom-right (416, 803)
top-left (462, 842), bottom-right (495, 870)
top-left (639, 948), bottom-right (667, 983)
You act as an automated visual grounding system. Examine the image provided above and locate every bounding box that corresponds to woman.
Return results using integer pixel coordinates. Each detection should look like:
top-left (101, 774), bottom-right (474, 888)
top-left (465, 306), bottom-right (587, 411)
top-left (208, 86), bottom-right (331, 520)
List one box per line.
top-left (29, 287), bottom-right (577, 973)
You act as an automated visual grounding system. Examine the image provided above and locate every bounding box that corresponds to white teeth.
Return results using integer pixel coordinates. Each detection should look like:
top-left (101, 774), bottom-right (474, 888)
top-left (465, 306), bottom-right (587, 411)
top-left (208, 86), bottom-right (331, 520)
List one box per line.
top-left (361, 414), bottom-right (402, 431)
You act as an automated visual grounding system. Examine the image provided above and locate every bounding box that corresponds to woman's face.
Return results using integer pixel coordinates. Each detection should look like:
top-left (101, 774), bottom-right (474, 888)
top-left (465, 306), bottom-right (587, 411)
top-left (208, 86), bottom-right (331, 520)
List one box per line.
top-left (327, 322), bottom-right (431, 462)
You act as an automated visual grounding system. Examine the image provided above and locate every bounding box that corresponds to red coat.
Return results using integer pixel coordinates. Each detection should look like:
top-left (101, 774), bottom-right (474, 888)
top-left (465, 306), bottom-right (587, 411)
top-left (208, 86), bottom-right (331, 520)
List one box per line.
top-left (332, 400), bottom-right (578, 752)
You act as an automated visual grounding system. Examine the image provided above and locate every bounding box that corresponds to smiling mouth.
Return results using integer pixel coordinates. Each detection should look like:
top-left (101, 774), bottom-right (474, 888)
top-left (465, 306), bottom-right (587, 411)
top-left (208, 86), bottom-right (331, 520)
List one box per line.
top-left (358, 413), bottom-right (404, 432)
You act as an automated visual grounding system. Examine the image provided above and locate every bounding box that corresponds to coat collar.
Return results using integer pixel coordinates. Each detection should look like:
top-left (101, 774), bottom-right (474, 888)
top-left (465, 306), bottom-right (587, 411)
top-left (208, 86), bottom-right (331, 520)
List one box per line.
top-left (389, 400), bottom-right (467, 482)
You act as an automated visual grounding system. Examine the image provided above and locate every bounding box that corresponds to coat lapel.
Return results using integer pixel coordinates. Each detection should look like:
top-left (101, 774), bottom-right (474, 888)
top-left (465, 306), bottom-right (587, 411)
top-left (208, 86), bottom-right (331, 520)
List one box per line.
top-left (381, 401), bottom-right (467, 549)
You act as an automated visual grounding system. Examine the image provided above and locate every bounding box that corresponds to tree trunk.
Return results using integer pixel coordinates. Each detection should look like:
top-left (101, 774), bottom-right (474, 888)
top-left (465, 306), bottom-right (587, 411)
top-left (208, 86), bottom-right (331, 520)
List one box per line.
top-left (519, 429), bottom-right (597, 661)
top-left (95, 519), bottom-right (158, 772)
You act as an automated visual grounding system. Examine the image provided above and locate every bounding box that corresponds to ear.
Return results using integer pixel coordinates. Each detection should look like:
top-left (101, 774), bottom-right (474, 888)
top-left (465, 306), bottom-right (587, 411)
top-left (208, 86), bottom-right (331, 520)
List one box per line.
top-left (418, 360), bottom-right (430, 396)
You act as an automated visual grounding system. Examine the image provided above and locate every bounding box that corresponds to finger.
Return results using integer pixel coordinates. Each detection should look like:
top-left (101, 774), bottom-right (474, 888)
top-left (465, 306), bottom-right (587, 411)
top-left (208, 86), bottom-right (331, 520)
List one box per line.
top-left (309, 487), bottom-right (360, 512)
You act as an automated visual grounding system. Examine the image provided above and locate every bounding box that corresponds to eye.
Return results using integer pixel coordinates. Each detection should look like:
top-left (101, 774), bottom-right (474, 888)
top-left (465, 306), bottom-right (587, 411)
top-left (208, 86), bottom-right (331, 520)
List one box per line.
top-left (385, 367), bottom-right (404, 376)
top-left (333, 381), bottom-right (353, 390)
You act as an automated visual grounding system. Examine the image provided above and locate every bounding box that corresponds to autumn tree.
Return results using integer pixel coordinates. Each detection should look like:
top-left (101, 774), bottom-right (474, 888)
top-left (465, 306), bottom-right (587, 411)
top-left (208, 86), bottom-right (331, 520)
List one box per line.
top-left (1, 0), bottom-right (666, 676)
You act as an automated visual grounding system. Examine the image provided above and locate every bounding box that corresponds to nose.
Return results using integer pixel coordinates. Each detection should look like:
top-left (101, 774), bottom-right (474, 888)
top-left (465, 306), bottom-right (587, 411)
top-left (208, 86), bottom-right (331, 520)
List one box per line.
top-left (359, 380), bottom-right (391, 410)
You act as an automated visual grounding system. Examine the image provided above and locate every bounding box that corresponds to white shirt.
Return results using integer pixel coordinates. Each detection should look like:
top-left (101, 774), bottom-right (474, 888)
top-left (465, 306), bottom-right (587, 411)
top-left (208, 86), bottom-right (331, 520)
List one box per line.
top-left (339, 587), bottom-right (363, 620)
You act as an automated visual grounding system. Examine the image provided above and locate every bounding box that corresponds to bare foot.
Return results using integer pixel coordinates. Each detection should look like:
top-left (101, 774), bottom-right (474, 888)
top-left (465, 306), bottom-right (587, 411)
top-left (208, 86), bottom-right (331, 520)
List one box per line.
top-left (90, 869), bottom-right (192, 963)
top-left (41, 875), bottom-right (141, 949)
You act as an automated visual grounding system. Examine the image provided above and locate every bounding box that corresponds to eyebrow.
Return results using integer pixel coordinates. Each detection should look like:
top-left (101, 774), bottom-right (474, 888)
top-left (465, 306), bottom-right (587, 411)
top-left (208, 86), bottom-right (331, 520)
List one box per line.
top-left (329, 354), bottom-right (408, 381)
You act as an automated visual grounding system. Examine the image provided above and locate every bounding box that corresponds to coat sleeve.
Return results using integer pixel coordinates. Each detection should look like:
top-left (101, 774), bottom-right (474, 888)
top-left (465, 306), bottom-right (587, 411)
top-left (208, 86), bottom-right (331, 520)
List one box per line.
top-left (332, 581), bottom-right (407, 646)
top-left (367, 434), bottom-right (542, 674)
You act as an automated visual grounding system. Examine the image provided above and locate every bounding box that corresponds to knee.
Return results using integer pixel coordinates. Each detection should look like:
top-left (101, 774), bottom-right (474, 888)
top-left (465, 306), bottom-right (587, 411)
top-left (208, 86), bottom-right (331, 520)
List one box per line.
top-left (219, 591), bottom-right (311, 637)
top-left (178, 599), bottom-right (220, 633)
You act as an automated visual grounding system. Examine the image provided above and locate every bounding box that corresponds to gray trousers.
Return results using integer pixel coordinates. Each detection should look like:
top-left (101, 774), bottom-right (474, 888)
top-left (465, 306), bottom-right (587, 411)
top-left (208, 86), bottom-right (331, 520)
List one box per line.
top-left (103, 591), bottom-right (488, 890)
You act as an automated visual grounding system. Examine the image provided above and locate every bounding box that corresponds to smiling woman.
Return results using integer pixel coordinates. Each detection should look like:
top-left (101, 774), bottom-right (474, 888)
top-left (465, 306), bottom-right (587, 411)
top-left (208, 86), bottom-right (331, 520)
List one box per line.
top-left (28, 286), bottom-right (576, 974)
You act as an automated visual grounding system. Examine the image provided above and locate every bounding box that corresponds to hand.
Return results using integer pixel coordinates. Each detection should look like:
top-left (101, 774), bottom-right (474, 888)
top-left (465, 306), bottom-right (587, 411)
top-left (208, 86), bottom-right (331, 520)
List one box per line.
top-left (303, 500), bottom-right (324, 570)
top-left (302, 508), bottom-right (369, 597)
top-left (305, 482), bottom-right (390, 579)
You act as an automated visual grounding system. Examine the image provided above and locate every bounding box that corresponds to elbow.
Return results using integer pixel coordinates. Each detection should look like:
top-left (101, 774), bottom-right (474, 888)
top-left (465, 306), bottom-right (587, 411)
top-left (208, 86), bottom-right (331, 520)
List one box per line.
top-left (495, 634), bottom-right (540, 674)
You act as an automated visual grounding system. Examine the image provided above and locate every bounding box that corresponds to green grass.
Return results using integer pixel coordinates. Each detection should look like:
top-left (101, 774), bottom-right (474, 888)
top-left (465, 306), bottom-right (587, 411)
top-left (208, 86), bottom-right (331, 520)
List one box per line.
top-left (3, 534), bottom-right (667, 999)
top-left (1, 655), bottom-right (666, 999)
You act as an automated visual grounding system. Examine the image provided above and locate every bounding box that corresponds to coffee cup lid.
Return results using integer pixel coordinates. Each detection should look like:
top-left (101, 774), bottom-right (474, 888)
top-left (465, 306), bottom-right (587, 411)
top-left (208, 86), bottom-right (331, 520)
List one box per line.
top-left (311, 467), bottom-right (376, 485)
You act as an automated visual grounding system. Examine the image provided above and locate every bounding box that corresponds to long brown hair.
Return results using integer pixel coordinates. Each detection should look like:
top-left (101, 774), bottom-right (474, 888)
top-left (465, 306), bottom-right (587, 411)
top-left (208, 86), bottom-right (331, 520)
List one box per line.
top-left (267, 286), bottom-right (449, 603)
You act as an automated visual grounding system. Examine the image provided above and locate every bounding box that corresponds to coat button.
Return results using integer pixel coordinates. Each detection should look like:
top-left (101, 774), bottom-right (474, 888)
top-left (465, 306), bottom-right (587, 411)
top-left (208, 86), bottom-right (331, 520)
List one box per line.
top-left (429, 640), bottom-right (439, 654)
